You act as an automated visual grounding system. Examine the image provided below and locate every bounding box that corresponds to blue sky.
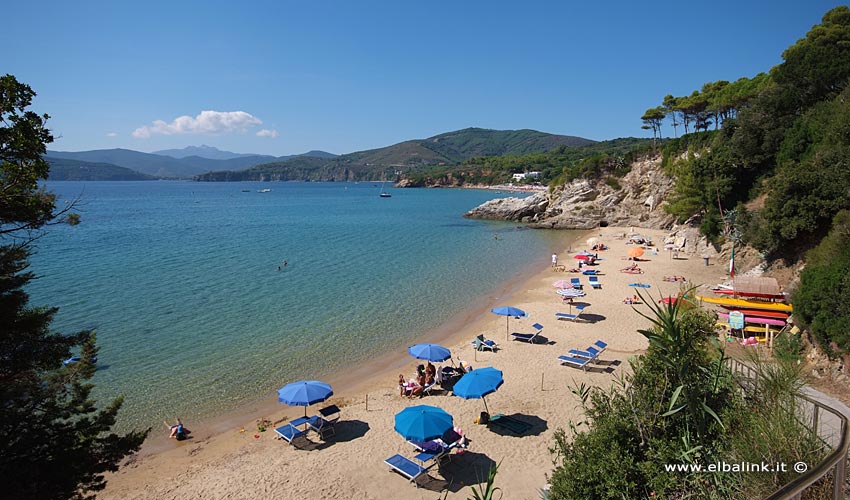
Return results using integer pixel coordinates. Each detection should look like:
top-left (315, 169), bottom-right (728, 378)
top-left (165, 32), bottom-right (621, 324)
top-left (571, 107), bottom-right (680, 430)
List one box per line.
top-left (3, 0), bottom-right (842, 156)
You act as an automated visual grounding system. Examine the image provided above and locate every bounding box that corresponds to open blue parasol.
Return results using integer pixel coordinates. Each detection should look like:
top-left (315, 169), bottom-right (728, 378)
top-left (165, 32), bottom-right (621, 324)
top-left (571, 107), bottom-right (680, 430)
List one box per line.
top-left (394, 405), bottom-right (454, 442)
top-left (278, 380), bottom-right (333, 416)
top-left (408, 343), bottom-right (452, 362)
top-left (453, 366), bottom-right (504, 414)
top-left (491, 306), bottom-right (527, 340)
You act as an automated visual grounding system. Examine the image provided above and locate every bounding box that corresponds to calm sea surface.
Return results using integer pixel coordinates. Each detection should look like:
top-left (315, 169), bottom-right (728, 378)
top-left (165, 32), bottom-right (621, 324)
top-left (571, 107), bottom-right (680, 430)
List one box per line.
top-left (27, 181), bottom-right (570, 431)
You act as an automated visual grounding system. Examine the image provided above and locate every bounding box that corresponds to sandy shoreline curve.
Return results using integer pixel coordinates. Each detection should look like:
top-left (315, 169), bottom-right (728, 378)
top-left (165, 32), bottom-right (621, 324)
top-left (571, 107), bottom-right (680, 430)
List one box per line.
top-left (102, 226), bottom-right (730, 499)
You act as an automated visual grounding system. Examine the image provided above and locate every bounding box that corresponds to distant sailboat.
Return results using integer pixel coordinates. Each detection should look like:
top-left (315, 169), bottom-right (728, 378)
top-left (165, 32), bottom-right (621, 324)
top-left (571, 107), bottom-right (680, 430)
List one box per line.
top-left (379, 181), bottom-right (392, 198)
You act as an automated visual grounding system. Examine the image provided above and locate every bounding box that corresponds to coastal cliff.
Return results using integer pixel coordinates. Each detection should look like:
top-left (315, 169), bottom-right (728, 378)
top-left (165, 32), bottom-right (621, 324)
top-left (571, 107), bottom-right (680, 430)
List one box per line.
top-left (465, 155), bottom-right (676, 230)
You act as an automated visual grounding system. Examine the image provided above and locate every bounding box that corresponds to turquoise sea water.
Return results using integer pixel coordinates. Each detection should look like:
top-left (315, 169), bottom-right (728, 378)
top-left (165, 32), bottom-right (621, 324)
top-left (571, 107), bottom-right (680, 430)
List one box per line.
top-left (27, 181), bottom-right (570, 431)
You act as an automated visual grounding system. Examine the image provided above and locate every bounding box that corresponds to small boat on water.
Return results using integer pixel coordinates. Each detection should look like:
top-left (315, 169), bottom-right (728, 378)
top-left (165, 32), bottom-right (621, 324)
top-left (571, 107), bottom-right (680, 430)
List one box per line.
top-left (64, 356), bottom-right (97, 365)
top-left (257, 188), bottom-right (271, 193)
top-left (379, 181), bottom-right (391, 198)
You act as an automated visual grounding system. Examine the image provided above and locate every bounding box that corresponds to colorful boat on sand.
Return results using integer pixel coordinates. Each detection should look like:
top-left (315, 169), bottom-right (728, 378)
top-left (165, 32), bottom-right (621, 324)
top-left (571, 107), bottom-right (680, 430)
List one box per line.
top-left (719, 308), bottom-right (789, 319)
top-left (711, 289), bottom-right (788, 300)
top-left (697, 295), bottom-right (793, 312)
top-left (717, 312), bottom-right (787, 327)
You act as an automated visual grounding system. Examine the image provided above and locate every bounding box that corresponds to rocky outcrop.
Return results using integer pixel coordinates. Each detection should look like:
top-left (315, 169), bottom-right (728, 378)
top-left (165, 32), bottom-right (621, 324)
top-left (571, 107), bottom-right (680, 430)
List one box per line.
top-left (465, 155), bottom-right (678, 230)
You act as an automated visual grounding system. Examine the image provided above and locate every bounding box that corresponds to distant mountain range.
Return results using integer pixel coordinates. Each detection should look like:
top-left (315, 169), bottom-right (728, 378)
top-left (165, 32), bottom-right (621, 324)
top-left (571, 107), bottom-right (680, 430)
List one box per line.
top-left (44, 128), bottom-right (594, 181)
top-left (45, 148), bottom-right (337, 180)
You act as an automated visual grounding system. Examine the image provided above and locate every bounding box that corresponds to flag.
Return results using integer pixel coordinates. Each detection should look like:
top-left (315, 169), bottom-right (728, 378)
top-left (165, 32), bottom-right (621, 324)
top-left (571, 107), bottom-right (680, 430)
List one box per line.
top-left (729, 245), bottom-right (735, 278)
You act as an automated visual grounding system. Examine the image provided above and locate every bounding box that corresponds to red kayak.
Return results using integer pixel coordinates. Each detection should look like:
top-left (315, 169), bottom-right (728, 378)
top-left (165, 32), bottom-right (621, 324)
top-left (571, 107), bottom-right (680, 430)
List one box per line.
top-left (711, 289), bottom-right (787, 300)
top-left (718, 307), bottom-right (790, 319)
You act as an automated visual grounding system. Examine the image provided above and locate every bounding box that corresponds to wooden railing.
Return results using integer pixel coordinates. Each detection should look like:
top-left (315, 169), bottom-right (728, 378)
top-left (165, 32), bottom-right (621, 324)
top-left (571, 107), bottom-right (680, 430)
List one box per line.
top-left (725, 358), bottom-right (850, 500)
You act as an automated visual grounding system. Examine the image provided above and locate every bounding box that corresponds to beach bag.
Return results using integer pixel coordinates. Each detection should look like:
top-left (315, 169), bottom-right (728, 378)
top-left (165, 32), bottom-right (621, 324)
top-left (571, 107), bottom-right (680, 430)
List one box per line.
top-left (478, 411), bottom-right (489, 424)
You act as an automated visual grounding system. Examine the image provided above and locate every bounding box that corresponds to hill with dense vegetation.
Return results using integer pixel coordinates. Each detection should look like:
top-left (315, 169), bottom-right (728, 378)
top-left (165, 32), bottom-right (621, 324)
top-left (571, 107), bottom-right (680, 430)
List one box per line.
top-left (45, 157), bottom-right (155, 180)
top-left (645, 8), bottom-right (850, 340)
top-left (196, 128), bottom-right (596, 182)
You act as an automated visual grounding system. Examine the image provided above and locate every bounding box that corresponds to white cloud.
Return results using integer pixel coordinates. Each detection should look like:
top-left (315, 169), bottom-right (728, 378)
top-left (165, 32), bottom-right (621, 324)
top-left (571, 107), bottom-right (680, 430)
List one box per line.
top-left (106, 132), bottom-right (118, 137)
top-left (132, 110), bottom-right (263, 139)
top-left (256, 129), bottom-right (279, 138)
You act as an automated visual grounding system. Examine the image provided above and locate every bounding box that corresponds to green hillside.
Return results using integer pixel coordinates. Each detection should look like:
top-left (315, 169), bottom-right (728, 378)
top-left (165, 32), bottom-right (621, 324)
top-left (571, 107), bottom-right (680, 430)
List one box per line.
top-left (197, 127), bottom-right (596, 182)
top-left (45, 157), bottom-right (154, 181)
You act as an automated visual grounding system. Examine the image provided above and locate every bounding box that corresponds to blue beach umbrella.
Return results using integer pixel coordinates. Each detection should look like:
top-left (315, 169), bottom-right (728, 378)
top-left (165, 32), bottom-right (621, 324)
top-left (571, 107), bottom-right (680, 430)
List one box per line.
top-left (491, 306), bottom-right (527, 340)
top-left (394, 405), bottom-right (454, 442)
top-left (278, 380), bottom-right (333, 417)
top-left (408, 343), bottom-right (452, 362)
top-left (453, 366), bottom-right (504, 414)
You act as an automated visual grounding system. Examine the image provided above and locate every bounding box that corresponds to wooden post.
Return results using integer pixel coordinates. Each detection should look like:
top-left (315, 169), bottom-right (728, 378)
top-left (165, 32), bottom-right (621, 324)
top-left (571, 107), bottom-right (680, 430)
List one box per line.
top-left (365, 393), bottom-right (368, 411)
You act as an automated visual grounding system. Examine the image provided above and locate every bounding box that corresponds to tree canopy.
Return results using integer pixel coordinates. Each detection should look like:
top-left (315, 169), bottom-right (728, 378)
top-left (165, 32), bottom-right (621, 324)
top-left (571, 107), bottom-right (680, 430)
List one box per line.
top-left (0, 74), bottom-right (148, 500)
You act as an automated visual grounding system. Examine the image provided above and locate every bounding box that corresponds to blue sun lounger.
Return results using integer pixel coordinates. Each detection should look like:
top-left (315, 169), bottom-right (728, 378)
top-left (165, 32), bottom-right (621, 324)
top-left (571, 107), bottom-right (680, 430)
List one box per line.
top-left (569, 345), bottom-right (603, 363)
top-left (589, 276), bottom-right (601, 289)
top-left (570, 277), bottom-right (582, 289)
top-left (555, 305), bottom-right (589, 322)
top-left (511, 323), bottom-right (544, 343)
top-left (557, 355), bottom-right (590, 371)
top-left (385, 454), bottom-right (428, 487)
top-left (274, 421), bottom-right (308, 447)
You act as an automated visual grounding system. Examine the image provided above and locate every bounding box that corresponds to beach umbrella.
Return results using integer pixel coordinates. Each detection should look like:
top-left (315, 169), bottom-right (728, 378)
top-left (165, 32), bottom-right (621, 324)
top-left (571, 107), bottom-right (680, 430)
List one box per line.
top-left (453, 366), bottom-right (504, 414)
top-left (491, 306), bottom-right (526, 340)
top-left (628, 247), bottom-right (644, 258)
top-left (574, 254), bottom-right (590, 261)
top-left (659, 296), bottom-right (678, 305)
top-left (278, 380), bottom-right (333, 417)
top-left (394, 405), bottom-right (454, 442)
top-left (552, 280), bottom-right (573, 289)
top-left (408, 343), bottom-right (451, 362)
top-left (556, 288), bottom-right (586, 297)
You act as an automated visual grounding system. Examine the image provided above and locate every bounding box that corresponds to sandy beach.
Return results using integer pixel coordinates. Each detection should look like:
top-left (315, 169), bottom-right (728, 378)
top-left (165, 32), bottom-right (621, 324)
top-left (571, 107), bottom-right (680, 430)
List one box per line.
top-left (101, 226), bottom-right (730, 500)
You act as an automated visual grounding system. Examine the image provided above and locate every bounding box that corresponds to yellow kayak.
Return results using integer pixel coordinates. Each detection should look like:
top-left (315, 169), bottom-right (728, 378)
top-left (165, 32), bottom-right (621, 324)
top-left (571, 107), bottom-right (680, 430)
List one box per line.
top-left (697, 295), bottom-right (792, 312)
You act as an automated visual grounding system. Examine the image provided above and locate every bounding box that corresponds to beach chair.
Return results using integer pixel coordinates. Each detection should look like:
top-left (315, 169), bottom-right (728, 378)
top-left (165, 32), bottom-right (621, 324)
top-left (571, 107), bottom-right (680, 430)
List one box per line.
top-left (589, 276), bottom-right (601, 289)
top-left (306, 414), bottom-right (336, 440)
top-left (555, 305), bottom-right (589, 322)
top-left (385, 454), bottom-right (428, 487)
top-left (557, 355), bottom-right (590, 371)
top-left (408, 440), bottom-right (453, 468)
top-left (274, 423), bottom-right (308, 447)
top-left (570, 277), bottom-right (582, 290)
top-left (569, 345), bottom-right (603, 363)
top-left (319, 404), bottom-right (340, 425)
top-left (511, 323), bottom-right (544, 343)
top-left (487, 414), bottom-right (533, 435)
top-left (471, 334), bottom-right (498, 352)
top-left (422, 380), bottom-right (438, 396)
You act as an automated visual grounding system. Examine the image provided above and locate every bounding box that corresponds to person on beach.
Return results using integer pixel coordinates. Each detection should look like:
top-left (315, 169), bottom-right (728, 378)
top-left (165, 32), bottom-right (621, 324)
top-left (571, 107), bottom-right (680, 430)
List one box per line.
top-left (398, 374), bottom-right (411, 397)
top-left (425, 361), bottom-right (436, 381)
top-left (165, 418), bottom-right (187, 440)
top-left (551, 253), bottom-right (558, 267)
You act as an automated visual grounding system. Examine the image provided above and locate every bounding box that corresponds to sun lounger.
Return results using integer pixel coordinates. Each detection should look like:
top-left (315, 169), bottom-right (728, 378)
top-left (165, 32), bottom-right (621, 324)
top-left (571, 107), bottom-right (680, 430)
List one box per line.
top-left (408, 440), bottom-right (454, 468)
top-left (471, 334), bottom-right (498, 352)
top-left (385, 454), bottom-right (428, 487)
top-left (570, 277), bottom-right (582, 289)
top-left (511, 323), bottom-right (544, 343)
top-left (557, 355), bottom-right (590, 371)
top-left (422, 380), bottom-right (437, 396)
top-left (319, 404), bottom-right (340, 424)
top-left (306, 414), bottom-right (336, 440)
top-left (488, 414), bottom-right (533, 435)
top-left (589, 276), bottom-right (601, 289)
top-left (568, 345), bottom-right (603, 363)
top-left (555, 305), bottom-right (589, 322)
top-left (593, 340), bottom-right (607, 352)
top-left (274, 423), bottom-right (308, 447)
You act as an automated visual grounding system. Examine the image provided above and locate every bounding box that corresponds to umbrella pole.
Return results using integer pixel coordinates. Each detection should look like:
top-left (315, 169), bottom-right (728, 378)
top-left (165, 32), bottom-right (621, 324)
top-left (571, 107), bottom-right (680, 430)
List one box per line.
top-left (506, 317), bottom-right (509, 341)
top-left (483, 397), bottom-right (490, 415)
